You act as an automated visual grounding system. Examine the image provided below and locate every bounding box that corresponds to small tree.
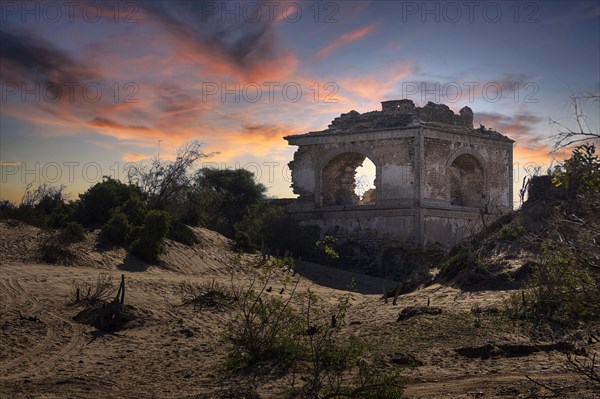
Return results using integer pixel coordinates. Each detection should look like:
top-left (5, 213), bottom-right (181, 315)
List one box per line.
top-left (193, 168), bottom-right (266, 237)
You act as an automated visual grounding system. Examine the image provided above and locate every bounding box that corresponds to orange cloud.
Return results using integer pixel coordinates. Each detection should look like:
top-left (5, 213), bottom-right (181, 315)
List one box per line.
top-left (337, 61), bottom-right (417, 102)
top-left (89, 117), bottom-right (151, 131)
top-left (122, 152), bottom-right (152, 162)
top-left (315, 24), bottom-right (376, 60)
top-left (513, 145), bottom-right (554, 166)
top-left (205, 122), bottom-right (302, 161)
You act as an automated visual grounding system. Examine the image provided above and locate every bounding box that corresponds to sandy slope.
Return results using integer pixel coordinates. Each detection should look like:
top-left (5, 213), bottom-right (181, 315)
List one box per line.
top-left (0, 221), bottom-right (597, 398)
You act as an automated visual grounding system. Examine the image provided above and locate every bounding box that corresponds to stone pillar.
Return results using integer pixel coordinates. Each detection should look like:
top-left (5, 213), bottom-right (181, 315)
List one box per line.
top-left (459, 106), bottom-right (474, 129)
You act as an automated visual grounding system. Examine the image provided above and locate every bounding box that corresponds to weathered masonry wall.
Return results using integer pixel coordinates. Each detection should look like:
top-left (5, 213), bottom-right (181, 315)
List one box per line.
top-left (284, 100), bottom-right (514, 250)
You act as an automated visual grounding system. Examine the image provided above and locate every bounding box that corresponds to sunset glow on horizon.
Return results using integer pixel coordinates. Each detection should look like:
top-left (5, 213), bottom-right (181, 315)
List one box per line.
top-left (1, 0), bottom-right (599, 207)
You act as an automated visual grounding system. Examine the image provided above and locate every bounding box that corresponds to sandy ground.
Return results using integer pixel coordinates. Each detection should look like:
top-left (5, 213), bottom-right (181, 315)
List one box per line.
top-left (0, 221), bottom-right (597, 398)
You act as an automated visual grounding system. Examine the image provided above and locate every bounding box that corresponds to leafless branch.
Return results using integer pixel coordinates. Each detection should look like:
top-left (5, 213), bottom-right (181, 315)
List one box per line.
top-left (20, 182), bottom-right (68, 207)
top-left (127, 140), bottom-right (217, 209)
top-left (550, 95), bottom-right (600, 152)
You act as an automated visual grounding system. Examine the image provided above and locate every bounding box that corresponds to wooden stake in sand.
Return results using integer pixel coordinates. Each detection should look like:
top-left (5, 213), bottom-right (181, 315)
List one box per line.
top-left (114, 274), bottom-right (126, 306)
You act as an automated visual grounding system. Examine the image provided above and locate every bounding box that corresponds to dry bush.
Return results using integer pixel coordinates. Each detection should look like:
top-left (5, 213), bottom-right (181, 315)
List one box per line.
top-left (179, 279), bottom-right (242, 311)
top-left (39, 234), bottom-right (76, 265)
top-left (565, 343), bottom-right (600, 387)
top-left (70, 272), bottom-right (116, 305)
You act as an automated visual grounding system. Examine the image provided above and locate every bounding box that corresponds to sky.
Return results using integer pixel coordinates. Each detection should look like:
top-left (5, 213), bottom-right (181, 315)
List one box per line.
top-left (1, 0), bottom-right (599, 207)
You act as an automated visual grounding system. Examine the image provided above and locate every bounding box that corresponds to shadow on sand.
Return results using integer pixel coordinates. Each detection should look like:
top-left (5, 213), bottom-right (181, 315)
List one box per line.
top-left (293, 260), bottom-right (395, 295)
top-left (117, 253), bottom-right (149, 272)
top-left (87, 329), bottom-right (122, 345)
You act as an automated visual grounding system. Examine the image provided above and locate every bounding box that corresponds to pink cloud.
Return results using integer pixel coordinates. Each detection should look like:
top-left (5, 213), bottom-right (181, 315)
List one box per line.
top-left (315, 24), bottom-right (377, 60)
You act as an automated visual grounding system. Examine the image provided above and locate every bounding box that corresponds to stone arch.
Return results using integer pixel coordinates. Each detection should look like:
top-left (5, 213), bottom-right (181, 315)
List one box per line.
top-left (316, 144), bottom-right (382, 206)
top-left (446, 147), bottom-right (487, 208)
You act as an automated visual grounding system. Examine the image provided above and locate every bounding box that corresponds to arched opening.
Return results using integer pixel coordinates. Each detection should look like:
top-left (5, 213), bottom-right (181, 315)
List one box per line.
top-left (448, 154), bottom-right (485, 207)
top-left (321, 152), bottom-right (377, 206)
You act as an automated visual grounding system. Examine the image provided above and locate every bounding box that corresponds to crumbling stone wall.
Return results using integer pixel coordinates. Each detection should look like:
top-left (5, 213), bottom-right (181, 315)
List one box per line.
top-left (448, 154), bottom-right (485, 207)
top-left (371, 138), bottom-right (415, 201)
top-left (284, 100), bottom-right (513, 252)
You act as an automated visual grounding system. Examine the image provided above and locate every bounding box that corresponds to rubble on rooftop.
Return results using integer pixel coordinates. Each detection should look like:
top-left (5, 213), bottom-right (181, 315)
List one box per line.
top-left (301, 99), bottom-right (511, 142)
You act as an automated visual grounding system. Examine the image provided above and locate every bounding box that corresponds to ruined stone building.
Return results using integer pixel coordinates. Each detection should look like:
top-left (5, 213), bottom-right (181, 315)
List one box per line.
top-left (284, 100), bottom-right (514, 249)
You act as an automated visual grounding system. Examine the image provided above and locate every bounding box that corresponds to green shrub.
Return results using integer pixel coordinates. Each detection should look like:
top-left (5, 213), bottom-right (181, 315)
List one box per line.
top-left (12, 185), bottom-right (73, 228)
top-left (439, 250), bottom-right (478, 280)
top-left (517, 249), bottom-right (600, 321)
top-left (130, 210), bottom-right (170, 263)
top-left (75, 177), bottom-right (143, 227)
top-left (500, 223), bottom-right (526, 239)
top-left (225, 259), bottom-right (304, 368)
top-left (234, 201), bottom-right (321, 256)
top-left (167, 220), bottom-right (198, 246)
top-left (0, 200), bottom-right (16, 220)
top-left (234, 230), bottom-right (254, 252)
top-left (100, 211), bottom-right (132, 246)
top-left (315, 235), bottom-right (340, 264)
top-left (120, 197), bottom-right (147, 226)
top-left (233, 201), bottom-right (279, 251)
top-left (60, 222), bottom-right (85, 243)
top-left (552, 144), bottom-right (600, 198)
top-left (35, 193), bottom-right (74, 228)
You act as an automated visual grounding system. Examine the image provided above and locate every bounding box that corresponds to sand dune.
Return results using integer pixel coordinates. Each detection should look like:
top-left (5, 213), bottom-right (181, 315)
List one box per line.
top-left (0, 221), bottom-right (597, 398)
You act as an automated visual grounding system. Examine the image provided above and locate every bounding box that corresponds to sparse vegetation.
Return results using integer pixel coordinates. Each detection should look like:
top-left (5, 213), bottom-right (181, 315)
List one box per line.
top-left (438, 249), bottom-right (481, 281)
top-left (224, 258), bottom-right (405, 398)
top-left (39, 234), bottom-right (76, 265)
top-left (550, 94), bottom-right (600, 152)
top-left (506, 145), bottom-right (599, 323)
top-left (126, 140), bottom-right (215, 211)
top-left (566, 346), bottom-right (600, 387)
top-left (224, 258), bottom-right (303, 368)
